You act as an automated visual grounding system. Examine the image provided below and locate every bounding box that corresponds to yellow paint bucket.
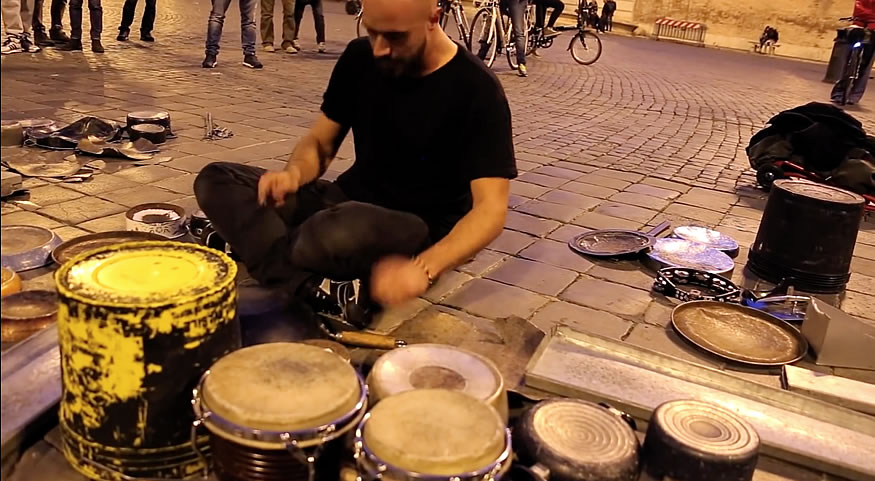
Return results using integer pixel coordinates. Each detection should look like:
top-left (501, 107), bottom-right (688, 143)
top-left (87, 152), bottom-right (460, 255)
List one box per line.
top-left (55, 241), bottom-right (241, 480)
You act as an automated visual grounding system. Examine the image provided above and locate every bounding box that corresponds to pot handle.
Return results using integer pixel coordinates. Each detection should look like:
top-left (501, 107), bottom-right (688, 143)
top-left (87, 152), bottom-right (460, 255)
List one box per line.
top-left (645, 221), bottom-right (672, 238)
top-left (598, 402), bottom-right (638, 431)
top-left (510, 463), bottom-right (552, 481)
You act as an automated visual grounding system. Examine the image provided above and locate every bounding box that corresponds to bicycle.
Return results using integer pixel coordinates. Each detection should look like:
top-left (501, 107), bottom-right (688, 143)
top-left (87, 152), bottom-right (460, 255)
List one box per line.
top-left (527, 0), bottom-right (602, 65)
top-left (439, 0), bottom-right (472, 49)
top-left (470, 0), bottom-right (531, 70)
top-left (835, 16), bottom-right (872, 105)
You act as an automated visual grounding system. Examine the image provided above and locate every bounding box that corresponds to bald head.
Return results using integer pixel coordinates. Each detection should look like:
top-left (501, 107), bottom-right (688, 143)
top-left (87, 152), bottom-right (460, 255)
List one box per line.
top-left (361, 0), bottom-right (446, 78)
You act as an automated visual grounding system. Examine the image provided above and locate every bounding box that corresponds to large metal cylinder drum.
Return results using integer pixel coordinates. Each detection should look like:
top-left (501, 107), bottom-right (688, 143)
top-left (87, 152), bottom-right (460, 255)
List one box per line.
top-left (746, 180), bottom-right (865, 293)
top-left (55, 241), bottom-right (241, 480)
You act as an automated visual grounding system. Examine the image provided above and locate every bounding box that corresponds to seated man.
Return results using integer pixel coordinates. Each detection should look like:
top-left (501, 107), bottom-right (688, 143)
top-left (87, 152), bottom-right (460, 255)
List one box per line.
top-left (534, 0), bottom-right (564, 37)
top-left (195, 0), bottom-right (516, 327)
top-left (759, 25), bottom-right (778, 50)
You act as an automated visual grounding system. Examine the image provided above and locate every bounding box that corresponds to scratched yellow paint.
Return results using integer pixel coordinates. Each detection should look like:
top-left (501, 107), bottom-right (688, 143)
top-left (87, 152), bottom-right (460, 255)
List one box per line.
top-left (55, 241), bottom-right (238, 481)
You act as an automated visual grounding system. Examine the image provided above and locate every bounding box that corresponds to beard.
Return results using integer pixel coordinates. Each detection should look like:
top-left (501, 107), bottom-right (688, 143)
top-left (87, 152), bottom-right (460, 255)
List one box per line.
top-left (374, 41), bottom-right (427, 79)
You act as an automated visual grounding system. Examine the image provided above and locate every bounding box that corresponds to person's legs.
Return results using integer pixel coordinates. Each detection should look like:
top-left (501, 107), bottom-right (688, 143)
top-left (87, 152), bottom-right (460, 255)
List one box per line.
top-left (119, 0), bottom-right (135, 31)
top-left (259, 0), bottom-right (274, 46)
top-left (49, 0), bottom-right (63, 28)
top-left (32, 0), bottom-right (45, 31)
top-left (140, 0), bottom-right (155, 35)
top-left (544, 0), bottom-right (562, 28)
top-left (239, 0), bottom-right (257, 56)
top-left (850, 42), bottom-right (875, 104)
top-left (310, 0), bottom-right (324, 44)
top-left (67, 0), bottom-right (82, 39)
top-left (86, 0), bottom-right (100, 40)
top-left (506, 0), bottom-right (525, 66)
top-left (279, 0), bottom-right (295, 48)
top-left (534, 2), bottom-right (545, 28)
top-left (205, 0), bottom-right (232, 56)
top-left (19, 0), bottom-right (34, 33)
top-left (292, 0), bottom-right (304, 40)
top-left (607, 13), bottom-right (612, 31)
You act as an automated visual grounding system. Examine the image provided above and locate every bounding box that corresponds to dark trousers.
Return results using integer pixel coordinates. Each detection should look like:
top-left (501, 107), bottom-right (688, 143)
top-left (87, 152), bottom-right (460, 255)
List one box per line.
top-left (194, 163), bottom-right (430, 292)
top-left (119, 0), bottom-right (156, 34)
top-left (600, 12), bottom-right (612, 31)
top-left (33, 0), bottom-right (66, 31)
top-left (535, 0), bottom-right (563, 29)
top-left (832, 41), bottom-right (875, 104)
top-left (69, 0), bottom-right (102, 39)
top-left (293, 0), bottom-right (324, 43)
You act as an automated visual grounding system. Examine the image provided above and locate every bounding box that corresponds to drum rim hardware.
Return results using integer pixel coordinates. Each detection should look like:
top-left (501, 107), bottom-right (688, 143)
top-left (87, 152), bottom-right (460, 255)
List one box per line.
top-left (353, 412), bottom-right (513, 481)
top-left (190, 368), bottom-right (369, 481)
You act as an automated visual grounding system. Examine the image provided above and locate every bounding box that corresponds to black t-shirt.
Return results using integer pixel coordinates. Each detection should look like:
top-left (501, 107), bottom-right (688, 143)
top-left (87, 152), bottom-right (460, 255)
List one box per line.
top-left (321, 38), bottom-right (517, 241)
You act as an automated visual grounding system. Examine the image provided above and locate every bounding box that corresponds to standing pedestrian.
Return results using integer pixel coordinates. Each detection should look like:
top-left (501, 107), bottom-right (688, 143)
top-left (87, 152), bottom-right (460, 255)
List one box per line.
top-left (203, 0), bottom-right (262, 69)
top-left (2, 0), bottom-right (41, 53)
top-left (117, 0), bottom-right (156, 42)
top-left (31, 0), bottom-right (69, 46)
top-left (291, 0), bottom-right (325, 53)
top-left (260, 0), bottom-right (297, 53)
top-left (476, 0), bottom-right (526, 76)
top-left (58, 0), bottom-right (103, 52)
top-left (600, 0), bottom-right (615, 32)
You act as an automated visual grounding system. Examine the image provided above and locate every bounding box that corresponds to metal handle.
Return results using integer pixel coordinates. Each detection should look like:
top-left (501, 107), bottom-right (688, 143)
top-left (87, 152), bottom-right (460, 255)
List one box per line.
top-left (645, 221), bottom-right (671, 238)
top-left (598, 402), bottom-right (638, 431)
top-left (332, 330), bottom-right (407, 349)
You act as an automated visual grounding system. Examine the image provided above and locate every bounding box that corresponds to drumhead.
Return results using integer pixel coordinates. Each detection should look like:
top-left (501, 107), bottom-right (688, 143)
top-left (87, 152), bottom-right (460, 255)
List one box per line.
top-left (362, 389), bottom-right (506, 476)
top-left (202, 343), bottom-right (361, 434)
top-left (368, 344), bottom-right (505, 419)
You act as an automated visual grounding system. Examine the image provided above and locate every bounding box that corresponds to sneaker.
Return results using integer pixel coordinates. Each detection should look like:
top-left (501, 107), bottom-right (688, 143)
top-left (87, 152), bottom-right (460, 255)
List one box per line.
top-left (544, 27), bottom-right (560, 37)
top-left (117, 28), bottom-right (129, 41)
top-left (91, 39), bottom-right (104, 53)
top-left (518, 63), bottom-right (528, 77)
top-left (243, 54), bottom-right (263, 68)
top-left (292, 39), bottom-right (301, 51)
top-left (284, 44), bottom-right (298, 54)
top-left (1, 36), bottom-right (23, 54)
top-left (318, 42), bottom-right (326, 53)
top-left (140, 32), bottom-right (154, 42)
top-left (301, 277), bottom-right (374, 329)
top-left (57, 38), bottom-right (83, 51)
top-left (20, 34), bottom-right (41, 53)
top-left (202, 53), bottom-right (218, 68)
top-left (33, 29), bottom-right (54, 47)
top-left (263, 44), bottom-right (275, 52)
top-left (49, 27), bottom-right (70, 43)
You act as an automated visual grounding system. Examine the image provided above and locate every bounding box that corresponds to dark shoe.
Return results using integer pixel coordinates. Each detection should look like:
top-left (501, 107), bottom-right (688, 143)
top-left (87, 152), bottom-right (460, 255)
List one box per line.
top-left (49, 27), bottom-right (70, 43)
top-left (91, 39), bottom-right (104, 53)
top-left (202, 53), bottom-right (218, 68)
top-left (57, 39), bottom-right (83, 51)
top-left (300, 277), bottom-right (375, 330)
top-left (33, 29), bottom-right (54, 47)
top-left (243, 54), bottom-right (263, 69)
top-left (20, 34), bottom-right (41, 53)
top-left (140, 32), bottom-right (154, 42)
top-left (117, 28), bottom-right (129, 41)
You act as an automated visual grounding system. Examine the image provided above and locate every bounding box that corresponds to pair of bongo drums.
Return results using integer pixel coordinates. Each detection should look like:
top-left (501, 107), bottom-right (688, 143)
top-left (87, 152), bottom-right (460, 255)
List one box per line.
top-left (191, 342), bottom-right (512, 481)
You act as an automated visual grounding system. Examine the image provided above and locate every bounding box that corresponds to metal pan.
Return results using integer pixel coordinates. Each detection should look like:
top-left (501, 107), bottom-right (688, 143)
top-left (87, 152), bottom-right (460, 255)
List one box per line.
top-left (671, 225), bottom-right (740, 258)
top-left (647, 238), bottom-right (735, 275)
top-left (1, 225), bottom-right (62, 272)
top-left (671, 300), bottom-right (808, 367)
top-left (52, 231), bottom-right (165, 265)
top-left (569, 221), bottom-right (671, 257)
top-left (1, 290), bottom-right (58, 343)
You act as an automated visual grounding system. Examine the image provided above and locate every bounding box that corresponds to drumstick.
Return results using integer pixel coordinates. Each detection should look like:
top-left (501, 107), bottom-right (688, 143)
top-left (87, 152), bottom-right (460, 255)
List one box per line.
top-left (333, 330), bottom-right (407, 350)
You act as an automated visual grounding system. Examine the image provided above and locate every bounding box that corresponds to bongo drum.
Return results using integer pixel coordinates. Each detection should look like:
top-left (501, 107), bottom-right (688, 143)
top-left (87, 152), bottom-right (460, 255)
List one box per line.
top-left (367, 343), bottom-right (508, 422)
top-left (192, 342), bottom-right (367, 481)
top-left (355, 389), bottom-right (511, 481)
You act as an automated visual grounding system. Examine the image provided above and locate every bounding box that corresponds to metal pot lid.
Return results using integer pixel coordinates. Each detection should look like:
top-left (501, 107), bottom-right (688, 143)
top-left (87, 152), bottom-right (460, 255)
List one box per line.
top-left (672, 226), bottom-right (739, 256)
top-left (127, 110), bottom-right (170, 121)
top-left (52, 231), bottom-right (166, 265)
top-left (671, 301), bottom-right (808, 367)
top-left (1, 290), bottom-right (58, 321)
top-left (775, 179), bottom-right (865, 205)
top-left (648, 238), bottom-right (735, 275)
top-left (1, 226), bottom-right (62, 272)
top-left (131, 124), bottom-right (165, 134)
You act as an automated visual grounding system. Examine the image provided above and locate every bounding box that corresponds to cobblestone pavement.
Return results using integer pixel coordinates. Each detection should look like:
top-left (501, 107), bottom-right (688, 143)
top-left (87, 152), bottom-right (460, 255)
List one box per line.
top-left (4, 0), bottom-right (875, 417)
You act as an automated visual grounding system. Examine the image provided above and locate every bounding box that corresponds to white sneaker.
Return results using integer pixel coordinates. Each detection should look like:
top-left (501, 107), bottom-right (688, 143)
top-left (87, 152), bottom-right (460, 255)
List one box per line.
top-left (1, 36), bottom-right (23, 54)
top-left (284, 44), bottom-right (298, 54)
top-left (318, 42), bottom-right (326, 53)
top-left (291, 39), bottom-right (301, 51)
top-left (263, 44), bottom-right (276, 52)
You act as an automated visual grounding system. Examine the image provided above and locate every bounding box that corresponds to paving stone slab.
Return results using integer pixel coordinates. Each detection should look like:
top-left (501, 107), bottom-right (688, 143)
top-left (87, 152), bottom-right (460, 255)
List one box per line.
top-left (664, 203), bottom-right (724, 225)
top-left (507, 194), bottom-right (528, 208)
top-left (149, 174), bottom-right (197, 195)
top-left (505, 211), bottom-right (561, 237)
top-left (551, 161), bottom-right (598, 173)
top-left (517, 172), bottom-right (568, 188)
top-left (98, 185), bottom-right (181, 207)
top-left (576, 173), bottom-right (632, 190)
top-left (59, 175), bottom-right (140, 195)
top-left (514, 200), bottom-right (583, 223)
top-left (560, 277), bottom-right (653, 318)
top-left (519, 239), bottom-right (595, 273)
top-left (594, 201), bottom-right (659, 224)
top-left (624, 323), bottom-right (725, 369)
top-left (547, 224), bottom-right (589, 242)
top-left (457, 249), bottom-right (507, 276)
top-left (0, 210), bottom-right (63, 228)
top-left (853, 242), bottom-right (875, 261)
top-left (529, 301), bottom-right (633, 339)
top-left (643, 298), bottom-right (678, 327)
top-left (538, 190), bottom-right (601, 210)
top-left (39, 197), bottom-right (126, 225)
top-left (488, 229), bottom-right (537, 255)
top-left (114, 165), bottom-right (184, 184)
top-left (839, 290), bottom-right (875, 321)
top-left (486, 257), bottom-right (578, 296)
top-left (608, 191), bottom-right (671, 211)
top-left (624, 183), bottom-right (682, 200)
top-left (370, 298), bottom-right (432, 334)
top-left (572, 211), bottom-right (643, 230)
top-left (443, 278), bottom-right (549, 320)
top-left (719, 214), bottom-right (762, 233)
top-left (424, 270), bottom-right (473, 303)
top-left (560, 181), bottom-right (619, 199)
top-left (23, 185), bottom-right (84, 206)
top-left (510, 181), bottom-right (551, 199)
top-left (76, 213), bottom-right (128, 232)
top-left (531, 165), bottom-right (583, 180)
top-left (847, 272), bottom-right (875, 295)
top-left (592, 169), bottom-right (645, 183)
top-left (587, 264), bottom-right (655, 291)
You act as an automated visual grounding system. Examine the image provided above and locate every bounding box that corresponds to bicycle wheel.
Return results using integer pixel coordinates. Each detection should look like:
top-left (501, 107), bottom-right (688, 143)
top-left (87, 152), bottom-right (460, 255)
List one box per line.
top-left (471, 8), bottom-right (499, 68)
top-left (569, 30), bottom-right (602, 65)
top-left (842, 51), bottom-right (861, 105)
top-left (506, 17), bottom-right (527, 70)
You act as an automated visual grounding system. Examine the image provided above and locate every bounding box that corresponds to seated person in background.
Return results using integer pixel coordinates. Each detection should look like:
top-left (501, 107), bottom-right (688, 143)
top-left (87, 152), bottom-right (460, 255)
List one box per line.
top-left (195, 0), bottom-right (516, 328)
top-left (759, 25), bottom-right (778, 49)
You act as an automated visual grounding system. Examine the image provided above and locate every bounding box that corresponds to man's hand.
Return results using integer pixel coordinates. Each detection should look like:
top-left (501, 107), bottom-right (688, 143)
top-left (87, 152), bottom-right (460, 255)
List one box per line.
top-left (370, 255), bottom-right (430, 306)
top-left (257, 169), bottom-right (301, 207)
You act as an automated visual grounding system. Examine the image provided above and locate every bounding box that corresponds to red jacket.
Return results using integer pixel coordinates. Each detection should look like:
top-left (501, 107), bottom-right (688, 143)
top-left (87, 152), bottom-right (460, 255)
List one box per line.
top-left (854, 0), bottom-right (875, 28)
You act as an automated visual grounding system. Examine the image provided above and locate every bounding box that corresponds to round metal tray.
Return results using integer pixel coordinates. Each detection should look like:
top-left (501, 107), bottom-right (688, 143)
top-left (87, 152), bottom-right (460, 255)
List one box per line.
top-left (52, 231), bottom-right (165, 265)
top-left (671, 301), bottom-right (808, 367)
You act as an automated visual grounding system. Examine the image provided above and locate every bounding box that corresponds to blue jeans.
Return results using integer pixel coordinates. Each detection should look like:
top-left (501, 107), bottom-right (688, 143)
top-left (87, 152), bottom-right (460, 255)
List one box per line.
top-left (206, 0), bottom-right (257, 56)
top-left (504, 0), bottom-right (526, 66)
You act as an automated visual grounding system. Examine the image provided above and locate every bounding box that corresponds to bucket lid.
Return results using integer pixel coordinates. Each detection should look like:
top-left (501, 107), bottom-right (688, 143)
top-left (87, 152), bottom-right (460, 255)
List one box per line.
top-left (775, 179), bottom-right (865, 205)
top-left (55, 241), bottom-right (235, 307)
top-left (363, 389), bottom-right (506, 475)
top-left (202, 343), bottom-right (361, 432)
